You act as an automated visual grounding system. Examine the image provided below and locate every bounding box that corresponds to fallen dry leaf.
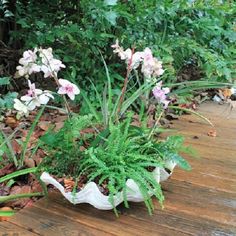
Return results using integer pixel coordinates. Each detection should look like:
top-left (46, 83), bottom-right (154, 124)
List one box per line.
top-left (33, 149), bottom-right (46, 165)
top-left (207, 129), bottom-right (217, 137)
top-left (0, 163), bottom-right (16, 177)
top-left (8, 185), bottom-right (32, 208)
top-left (4, 117), bottom-right (19, 129)
top-left (24, 155), bottom-right (35, 168)
top-left (38, 121), bottom-right (51, 131)
top-left (31, 181), bottom-right (43, 193)
top-left (0, 207), bottom-right (13, 221)
top-left (54, 122), bottom-right (64, 131)
top-left (11, 139), bottom-right (21, 154)
top-left (0, 185), bottom-right (10, 196)
top-left (80, 127), bottom-right (96, 135)
top-left (24, 199), bottom-right (34, 208)
top-left (64, 178), bottom-right (75, 192)
top-left (220, 88), bottom-right (233, 99)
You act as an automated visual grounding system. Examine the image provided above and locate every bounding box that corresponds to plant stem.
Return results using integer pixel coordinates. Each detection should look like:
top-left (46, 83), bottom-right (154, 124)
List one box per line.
top-left (52, 73), bottom-right (71, 116)
top-left (0, 211), bottom-right (15, 217)
top-left (148, 109), bottom-right (164, 140)
top-left (0, 192), bottom-right (43, 203)
top-left (1, 131), bottom-right (18, 167)
top-left (117, 47), bottom-right (135, 117)
top-left (45, 105), bottom-right (67, 114)
top-left (35, 173), bottom-right (48, 197)
top-left (0, 167), bottom-right (38, 183)
top-left (169, 105), bottom-right (214, 127)
top-left (40, 50), bottom-right (71, 117)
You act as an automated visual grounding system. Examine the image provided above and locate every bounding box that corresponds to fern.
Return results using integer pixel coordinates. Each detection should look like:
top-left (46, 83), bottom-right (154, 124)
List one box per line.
top-left (40, 114), bottom-right (190, 215)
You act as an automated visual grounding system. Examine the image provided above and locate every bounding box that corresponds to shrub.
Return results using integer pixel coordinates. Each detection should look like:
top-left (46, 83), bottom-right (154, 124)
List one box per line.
top-left (7, 0), bottom-right (236, 88)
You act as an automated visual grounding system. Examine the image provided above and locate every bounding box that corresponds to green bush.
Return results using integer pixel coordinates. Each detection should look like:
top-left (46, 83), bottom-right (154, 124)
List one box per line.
top-left (9, 0), bottom-right (235, 87)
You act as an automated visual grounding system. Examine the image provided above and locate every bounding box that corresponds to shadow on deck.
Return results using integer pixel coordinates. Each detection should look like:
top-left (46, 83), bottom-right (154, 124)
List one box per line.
top-left (1, 102), bottom-right (236, 235)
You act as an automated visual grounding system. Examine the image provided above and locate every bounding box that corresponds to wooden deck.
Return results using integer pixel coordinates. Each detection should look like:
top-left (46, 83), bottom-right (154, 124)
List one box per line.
top-left (1, 102), bottom-right (236, 235)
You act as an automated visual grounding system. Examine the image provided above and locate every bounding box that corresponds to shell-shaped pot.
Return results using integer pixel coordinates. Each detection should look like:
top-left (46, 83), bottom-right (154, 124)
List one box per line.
top-left (40, 161), bottom-right (176, 210)
top-left (160, 160), bottom-right (177, 182)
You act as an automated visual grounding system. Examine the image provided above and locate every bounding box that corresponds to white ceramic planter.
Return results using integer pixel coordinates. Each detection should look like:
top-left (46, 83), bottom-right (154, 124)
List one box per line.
top-left (40, 160), bottom-right (176, 210)
top-left (160, 160), bottom-right (177, 182)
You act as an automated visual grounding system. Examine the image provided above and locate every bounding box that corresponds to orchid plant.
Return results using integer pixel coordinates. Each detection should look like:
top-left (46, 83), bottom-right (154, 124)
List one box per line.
top-left (14, 47), bottom-right (80, 116)
top-left (110, 40), bottom-right (170, 128)
top-left (14, 43), bottom-right (171, 124)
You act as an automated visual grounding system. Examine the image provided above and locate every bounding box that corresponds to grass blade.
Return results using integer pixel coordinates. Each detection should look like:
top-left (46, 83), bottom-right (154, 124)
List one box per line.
top-left (0, 167), bottom-right (37, 183)
top-left (0, 192), bottom-right (43, 203)
top-left (0, 210), bottom-right (15, 217)
top-left (169, 105), bottom-right (214, 127)
top-left (20, 106), bottom-right (45, 167)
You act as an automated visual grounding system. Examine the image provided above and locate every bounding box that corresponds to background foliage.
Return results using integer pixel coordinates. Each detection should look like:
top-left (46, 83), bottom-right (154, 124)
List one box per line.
top-left (1, 0), bottom-right (235, 84)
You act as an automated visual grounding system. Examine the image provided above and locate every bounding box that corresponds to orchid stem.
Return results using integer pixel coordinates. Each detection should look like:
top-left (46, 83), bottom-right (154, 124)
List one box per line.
top-left (117, 47), bottom-right (135, 118)
top-left (52, 73), bottom-right (71, 117)
top-left (148, 109), bottom-right (164, 140)
top-left (41, 50), bottom-right (71, 118)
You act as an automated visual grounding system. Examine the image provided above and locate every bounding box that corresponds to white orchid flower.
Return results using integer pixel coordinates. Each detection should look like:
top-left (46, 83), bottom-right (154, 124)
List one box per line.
top-left (20, 80), bottom-right (54, 110)
top-left (57, 79), bottom-right (80, 100)
top-left (39, 48), bottom-right (65, 78)
top-left (13, 99), bottom-right (29, 115)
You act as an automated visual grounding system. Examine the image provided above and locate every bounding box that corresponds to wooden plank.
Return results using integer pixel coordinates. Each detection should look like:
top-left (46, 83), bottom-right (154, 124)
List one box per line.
top-left (120, 202), bottom-right (236, 236)
top-left (0, 221), bottom-right (38, 235)
top-left (171, 168), bottom-right (236, 194)
top-left (179, 152), bottom-right (236, 179)
top-left (32, 193), bottom-right (186, 236)
top-left (197, 102), bottom-right (236, 119)
top-left (166, 124), bottom-right (236, 151)
top-left (162, 179), bottom-right (236, 226)
top-left (0, 102), bottom-right (235, 236)
top-left (34, 192), bottom-right (236, 236)
top-left (181, 143), bottom-right (236, 164)
top-left (8, 205), bottom-right (112, 236)
top-left (170, 114), bottom-right (235, 130)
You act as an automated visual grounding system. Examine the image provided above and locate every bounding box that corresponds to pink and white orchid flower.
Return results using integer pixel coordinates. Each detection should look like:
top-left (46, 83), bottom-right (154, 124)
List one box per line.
top-left (16, 47), bottom-right (65, 78)
top-left (112, 42), bottom-right (164, 81)
top-left (111, 40), bottom-right (143, 69)
top-left (16, 49), bottom-right (41, 77)
top-left (13, 99), bottom-right (29, 115)
top-left (152, 81), bottom-right (170, 109)
top-left (39, 48), bottom-right (66, 78)
top-left (20, 80), bottom-right (54, 110)
top-left (57, 79), bottom-right (80, 100)
top-left (141, 48), bottom-right (164, 81)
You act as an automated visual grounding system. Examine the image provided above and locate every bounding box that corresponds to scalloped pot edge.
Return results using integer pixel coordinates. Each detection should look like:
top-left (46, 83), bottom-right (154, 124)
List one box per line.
top-left (40, 161), bottom-right (177, 210)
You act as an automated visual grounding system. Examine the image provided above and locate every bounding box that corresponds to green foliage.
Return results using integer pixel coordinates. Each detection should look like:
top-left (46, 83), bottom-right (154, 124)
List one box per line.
top-left (155, 136), bottom-right (191, 171)
top-left (0, 167), bottom-right (37, 183)
top-left (0, 106), bottom-right (45, 168)
top-left (0, 130), bottom-right (18, 167)
top-left (4, 0), bottom-right (229, 215)
top-left (9, 0), bottom-right (236, 88)
top-left (0, 0), bottom-right (14, 19)
top-left (40, 113), bottom-right (191, 214)
top-left (0, 77), bottom-right (10, 86)
top-left (0, 77), bottom-right (18, 109)
top-left (40, 114), bottom-right (93, 176)
top-left (0, 91), bottom-right (18, 109)
top-left (19, 106), bottom-right (45, 167)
